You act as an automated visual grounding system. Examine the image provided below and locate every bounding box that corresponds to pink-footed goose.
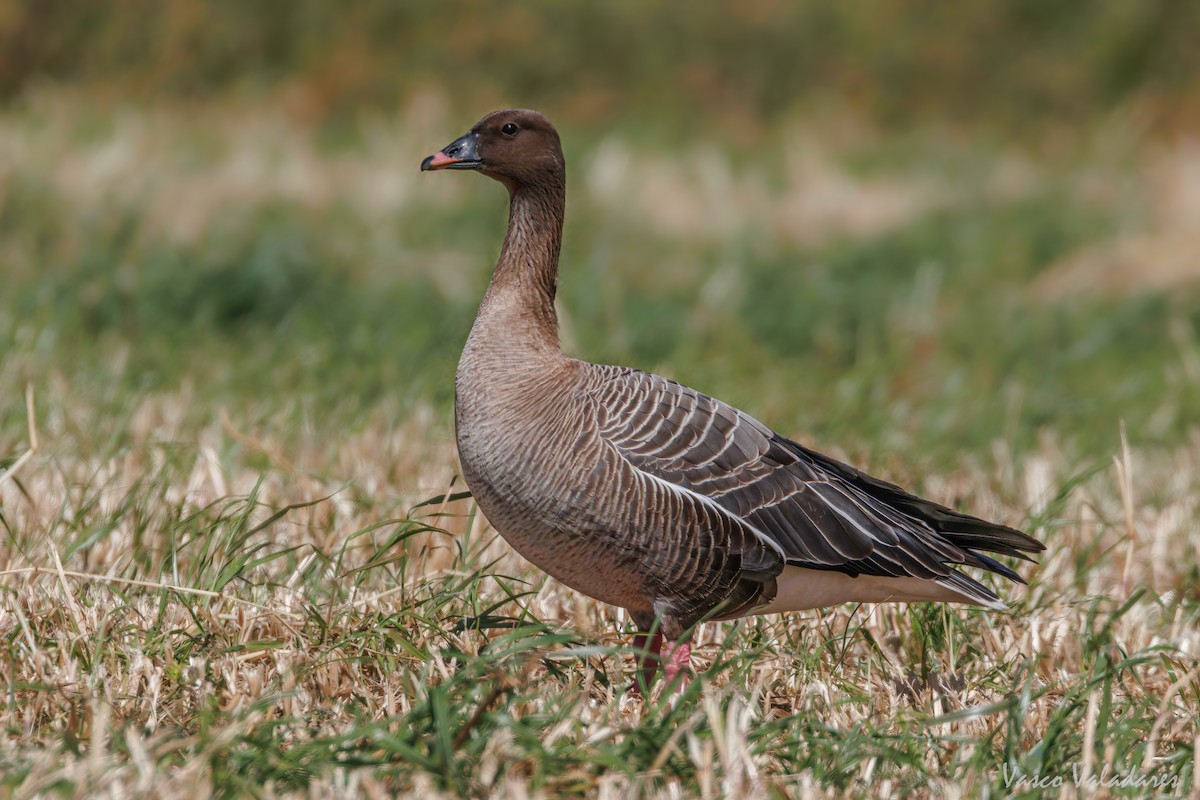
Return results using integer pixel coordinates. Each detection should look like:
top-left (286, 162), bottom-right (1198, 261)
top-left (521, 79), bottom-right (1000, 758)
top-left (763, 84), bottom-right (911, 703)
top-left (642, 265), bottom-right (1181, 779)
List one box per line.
top-left (421, 109), bottom-right (1044, 692)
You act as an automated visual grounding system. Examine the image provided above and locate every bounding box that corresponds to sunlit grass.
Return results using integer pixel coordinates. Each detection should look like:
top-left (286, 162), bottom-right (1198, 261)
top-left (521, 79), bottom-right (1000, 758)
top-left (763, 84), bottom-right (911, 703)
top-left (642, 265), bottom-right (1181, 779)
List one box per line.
top-left (2, 408), bottom-right (1197, 797)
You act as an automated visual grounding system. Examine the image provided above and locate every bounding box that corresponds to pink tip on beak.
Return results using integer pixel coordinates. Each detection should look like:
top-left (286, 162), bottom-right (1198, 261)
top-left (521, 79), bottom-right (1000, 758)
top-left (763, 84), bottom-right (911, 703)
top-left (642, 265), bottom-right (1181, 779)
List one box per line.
top-left (422, 151), bottom-right (460, 169)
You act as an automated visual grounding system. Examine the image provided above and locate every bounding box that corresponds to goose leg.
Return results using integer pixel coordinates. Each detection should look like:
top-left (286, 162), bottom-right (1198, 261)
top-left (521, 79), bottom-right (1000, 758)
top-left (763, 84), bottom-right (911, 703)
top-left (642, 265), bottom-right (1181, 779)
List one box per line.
top-left (628, 611), bottom-right (663, 694)
top-left (629, 630), bottom-right (662, 695)
top-left (629, 613), bottom-right (692, 694)
top-left (660, 640), bottom-right (692, 690)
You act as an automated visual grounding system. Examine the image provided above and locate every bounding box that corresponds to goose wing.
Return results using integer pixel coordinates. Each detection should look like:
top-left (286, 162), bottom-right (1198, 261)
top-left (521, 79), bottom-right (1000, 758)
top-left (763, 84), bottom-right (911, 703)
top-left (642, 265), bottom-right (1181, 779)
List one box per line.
top-left (589, 367), bottom-right (1043, 607)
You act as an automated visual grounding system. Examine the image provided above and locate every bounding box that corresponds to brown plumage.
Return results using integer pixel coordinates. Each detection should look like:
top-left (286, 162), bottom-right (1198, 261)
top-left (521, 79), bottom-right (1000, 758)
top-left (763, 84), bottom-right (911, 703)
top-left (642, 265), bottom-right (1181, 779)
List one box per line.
top-left (421, 109), bottom-right (1045, 690)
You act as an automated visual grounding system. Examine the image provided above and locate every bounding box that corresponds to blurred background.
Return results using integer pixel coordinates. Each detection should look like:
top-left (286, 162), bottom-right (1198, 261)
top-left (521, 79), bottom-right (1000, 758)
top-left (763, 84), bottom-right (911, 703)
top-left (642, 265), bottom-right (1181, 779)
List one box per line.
top-left (3, 0), bottom-right (1200, 471)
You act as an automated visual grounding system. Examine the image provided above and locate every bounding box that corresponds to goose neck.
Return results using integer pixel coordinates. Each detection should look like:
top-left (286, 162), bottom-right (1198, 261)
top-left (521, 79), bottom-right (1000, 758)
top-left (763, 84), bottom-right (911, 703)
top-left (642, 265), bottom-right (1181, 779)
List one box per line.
top-left (474, 175), bottom-right (566, 353)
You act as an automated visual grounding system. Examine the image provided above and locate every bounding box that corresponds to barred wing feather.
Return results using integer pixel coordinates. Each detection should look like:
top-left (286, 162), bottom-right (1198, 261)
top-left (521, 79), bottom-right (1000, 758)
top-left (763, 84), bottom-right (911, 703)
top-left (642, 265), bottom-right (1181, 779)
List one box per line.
top-left (590, 368), bottom-right (1043, 609)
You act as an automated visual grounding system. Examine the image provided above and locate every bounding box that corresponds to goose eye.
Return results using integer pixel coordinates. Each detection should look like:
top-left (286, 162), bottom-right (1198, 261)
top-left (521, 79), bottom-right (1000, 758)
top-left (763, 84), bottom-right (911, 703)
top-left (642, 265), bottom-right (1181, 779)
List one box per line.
top-left (501, 122), bottom-right (519, 137)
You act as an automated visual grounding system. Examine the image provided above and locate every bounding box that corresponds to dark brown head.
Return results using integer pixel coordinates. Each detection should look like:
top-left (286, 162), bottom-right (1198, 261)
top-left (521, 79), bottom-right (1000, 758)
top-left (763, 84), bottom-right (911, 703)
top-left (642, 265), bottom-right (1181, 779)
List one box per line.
top-left (420, 109), bottom-right (564, 192)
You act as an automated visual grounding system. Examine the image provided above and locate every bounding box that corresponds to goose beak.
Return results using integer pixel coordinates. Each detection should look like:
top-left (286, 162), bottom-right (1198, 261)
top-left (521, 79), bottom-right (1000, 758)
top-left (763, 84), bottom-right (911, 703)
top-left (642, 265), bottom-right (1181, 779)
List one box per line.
top-left (421, 131), bottom-right (483, 171)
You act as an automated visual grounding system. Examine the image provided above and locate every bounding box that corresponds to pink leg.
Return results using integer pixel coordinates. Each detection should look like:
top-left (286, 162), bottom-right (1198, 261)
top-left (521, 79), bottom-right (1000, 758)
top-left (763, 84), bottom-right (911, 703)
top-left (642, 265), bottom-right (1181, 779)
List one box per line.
top-left (629, 630), bottom-right (663, 695)
top-left (661, 640), bottom-right (692, 690)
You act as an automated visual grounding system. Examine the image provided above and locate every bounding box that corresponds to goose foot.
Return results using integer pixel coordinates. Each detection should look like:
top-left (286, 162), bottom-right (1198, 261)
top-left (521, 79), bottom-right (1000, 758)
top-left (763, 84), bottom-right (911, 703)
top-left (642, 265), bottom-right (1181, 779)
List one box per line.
top-left (628, 633), bottom-right (691, 695)
top-left (661, 641), bottom-right (691, 690)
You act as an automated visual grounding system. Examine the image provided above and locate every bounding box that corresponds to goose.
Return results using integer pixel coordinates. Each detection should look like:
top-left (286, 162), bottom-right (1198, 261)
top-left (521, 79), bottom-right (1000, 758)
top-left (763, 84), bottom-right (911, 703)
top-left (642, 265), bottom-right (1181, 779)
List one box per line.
top-left (421, 109), bottom-right (1044, 692)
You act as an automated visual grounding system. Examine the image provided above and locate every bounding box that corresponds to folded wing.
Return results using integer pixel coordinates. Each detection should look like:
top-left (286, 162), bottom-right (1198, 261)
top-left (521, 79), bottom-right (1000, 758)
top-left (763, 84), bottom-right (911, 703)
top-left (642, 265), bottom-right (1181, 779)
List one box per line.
top-left (590, 367), bottom-right (1043, 610)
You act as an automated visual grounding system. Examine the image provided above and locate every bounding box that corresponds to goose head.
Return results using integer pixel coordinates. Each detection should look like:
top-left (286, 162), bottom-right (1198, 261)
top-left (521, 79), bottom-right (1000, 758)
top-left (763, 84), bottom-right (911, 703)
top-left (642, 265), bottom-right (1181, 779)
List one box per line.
top-left (421, 108), bottom-right (564, 192)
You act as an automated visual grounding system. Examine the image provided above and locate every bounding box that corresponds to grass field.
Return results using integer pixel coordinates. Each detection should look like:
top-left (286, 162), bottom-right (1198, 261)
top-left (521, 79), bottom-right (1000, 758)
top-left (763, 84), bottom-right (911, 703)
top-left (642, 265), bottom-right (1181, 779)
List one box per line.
top-left (2, 89), bottom-right (1200, 797)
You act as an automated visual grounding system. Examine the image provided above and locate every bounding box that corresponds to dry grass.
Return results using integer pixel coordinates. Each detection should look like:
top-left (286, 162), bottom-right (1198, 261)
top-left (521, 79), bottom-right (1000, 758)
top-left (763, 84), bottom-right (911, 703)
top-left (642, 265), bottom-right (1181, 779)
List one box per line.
top-left (0, 91), bottom-right (1035, 260)
top-left (3, 375), bottom-right (1199, 798)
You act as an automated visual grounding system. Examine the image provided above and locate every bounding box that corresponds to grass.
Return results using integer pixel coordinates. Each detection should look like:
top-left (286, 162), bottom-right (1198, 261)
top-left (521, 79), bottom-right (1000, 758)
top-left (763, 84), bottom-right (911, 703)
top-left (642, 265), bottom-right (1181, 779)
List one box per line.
top-left (1, 89), bottom-right (1199, 797)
